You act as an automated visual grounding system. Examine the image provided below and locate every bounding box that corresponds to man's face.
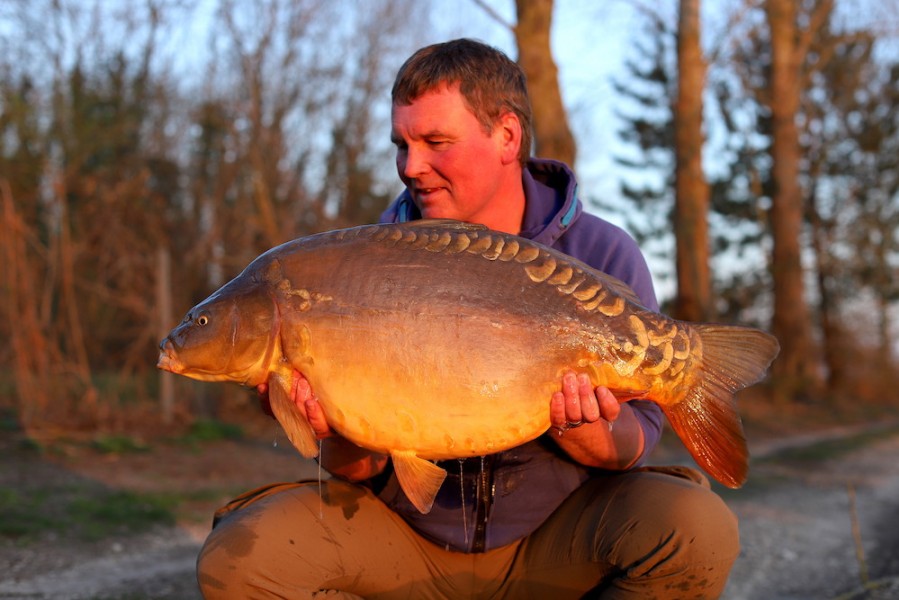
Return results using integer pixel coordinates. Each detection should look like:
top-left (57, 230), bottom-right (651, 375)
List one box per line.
top-left (391, 83), bottom-right (512, 225)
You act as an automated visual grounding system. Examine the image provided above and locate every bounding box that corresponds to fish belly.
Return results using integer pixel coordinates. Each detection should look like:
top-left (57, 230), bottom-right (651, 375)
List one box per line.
top-left (293, 309), bottom-right (581, 459)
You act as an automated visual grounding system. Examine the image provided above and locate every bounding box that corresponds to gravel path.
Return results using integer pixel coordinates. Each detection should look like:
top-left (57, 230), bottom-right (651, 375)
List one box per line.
top-left (723, 431), bottom-right (899, 600)
top-left (0, 529), bottom-right (202, 600)
top-left (2, 427), bottom-right (899, 599)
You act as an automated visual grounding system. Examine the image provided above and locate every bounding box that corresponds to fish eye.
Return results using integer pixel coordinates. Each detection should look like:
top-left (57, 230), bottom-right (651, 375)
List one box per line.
top-left (197, 315), bottom-right (209, 326)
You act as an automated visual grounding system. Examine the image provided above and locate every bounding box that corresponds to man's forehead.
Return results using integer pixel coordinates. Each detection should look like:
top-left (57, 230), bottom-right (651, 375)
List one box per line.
top-left (391, 87), bottom-right (473, 135)
top-left (393, 79), bottom-right (462, 106)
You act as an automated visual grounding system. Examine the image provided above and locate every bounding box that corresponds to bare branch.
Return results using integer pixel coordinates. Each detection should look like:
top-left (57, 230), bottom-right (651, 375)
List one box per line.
top-left (470, 0), bottom-right (514, 30)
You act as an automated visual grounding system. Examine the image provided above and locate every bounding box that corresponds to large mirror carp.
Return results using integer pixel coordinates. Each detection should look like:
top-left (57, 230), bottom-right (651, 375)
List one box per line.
top-left (158, 220), bottom-right (780, 513)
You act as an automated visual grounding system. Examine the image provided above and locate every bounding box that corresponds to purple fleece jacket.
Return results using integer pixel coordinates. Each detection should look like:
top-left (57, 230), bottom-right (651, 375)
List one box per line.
top-left (377, 158), bottom-right (664, 552)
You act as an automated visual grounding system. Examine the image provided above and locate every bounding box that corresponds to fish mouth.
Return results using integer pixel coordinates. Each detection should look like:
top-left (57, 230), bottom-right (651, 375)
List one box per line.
top-left (156, 339), bottom-right (184, 374)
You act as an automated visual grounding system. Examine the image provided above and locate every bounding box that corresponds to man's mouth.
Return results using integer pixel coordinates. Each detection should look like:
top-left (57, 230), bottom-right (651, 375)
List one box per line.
top-left (415, 186), bottom-right (441, 196)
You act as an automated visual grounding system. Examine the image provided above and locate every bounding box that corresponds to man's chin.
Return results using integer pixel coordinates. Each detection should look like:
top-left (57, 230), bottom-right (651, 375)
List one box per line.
top-left (423, 213), bottom-right (455, 221)
top-left (419, 207), bottom-right (461, 222)
top-left (417, 199), bottom-right (465, 221)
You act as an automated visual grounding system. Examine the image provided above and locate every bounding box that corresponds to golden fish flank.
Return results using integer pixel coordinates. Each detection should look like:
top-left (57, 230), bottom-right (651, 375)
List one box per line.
top-left (158, 220), bottom-right (780, 515)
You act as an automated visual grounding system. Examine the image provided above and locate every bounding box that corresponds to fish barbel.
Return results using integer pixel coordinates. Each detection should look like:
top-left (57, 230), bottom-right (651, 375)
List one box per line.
top-left (158, 220), bottom-right (779, 513)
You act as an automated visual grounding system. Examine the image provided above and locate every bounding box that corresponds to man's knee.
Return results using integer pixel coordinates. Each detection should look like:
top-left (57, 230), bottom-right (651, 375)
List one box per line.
top-left (196, 519), bottom-right (248, 598)
top-left (600, 471), bottom-right (739, 571)
top-left (658, 476), bottom-right (739, 563)
top-left (196, 481), bottom-right (380, 598)
top-left (196, 482), bottom-right (324, 598)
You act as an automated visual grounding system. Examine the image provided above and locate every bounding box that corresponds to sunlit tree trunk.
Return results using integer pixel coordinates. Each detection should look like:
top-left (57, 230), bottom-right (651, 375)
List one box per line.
top-left (470, 0), bottom-right (575, 165)
top-left (765, 0), bottom-right (829, 396)
top-left (513, 0), bottom-right (577, 165)
top-left (673, 0), bottom-right (712, 322)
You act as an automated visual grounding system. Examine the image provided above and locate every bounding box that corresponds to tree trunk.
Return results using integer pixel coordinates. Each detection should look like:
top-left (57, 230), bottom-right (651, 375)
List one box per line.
top-left (808, 181), bottom-right (846, 390)
top-left (765, 0), bottom-right (824, 396)
top-left (673, 0), bottom-right (713, 322)
top-left (55, 172), bottom-right (97, 406)
top-left (514, 0), bottom-right (577, 166)
top-left (1, 180), bottom-right (50, 429)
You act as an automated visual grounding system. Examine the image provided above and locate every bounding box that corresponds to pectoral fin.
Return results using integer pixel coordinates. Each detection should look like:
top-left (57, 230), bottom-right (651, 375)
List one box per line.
top-left (267, 374), bottom-right (319, 459)
top-left (391, 450), bottom-right (447, 514)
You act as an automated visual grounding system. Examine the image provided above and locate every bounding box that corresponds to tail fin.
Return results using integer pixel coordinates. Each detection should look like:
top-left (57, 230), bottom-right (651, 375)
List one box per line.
top-left (661, 324), bottom-right (780, 488)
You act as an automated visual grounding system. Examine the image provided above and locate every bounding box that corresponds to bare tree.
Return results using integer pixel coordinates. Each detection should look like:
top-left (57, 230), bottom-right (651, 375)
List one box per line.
top-left (513, 0), bottom-right (577, 164)
top-left (472, 0), bottom-right (577, 165)
top-left (0, 0), bottom-right (194, 428)
top-left (0, 180), bottom-right (52, 427)
top-left (318, 0), bottom-right (423, 227)
top-left (672, 0), bottom-right (712, 322)
top-left (765, 0), bottom-right (833, 396)
top-left (764, 0), bottom-right (830, 395)
top-left (216, 0), bottom-right (331, 249)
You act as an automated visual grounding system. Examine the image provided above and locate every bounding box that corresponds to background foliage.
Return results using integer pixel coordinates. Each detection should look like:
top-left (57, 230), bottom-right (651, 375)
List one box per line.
top-left (1, 0), bottom-right (897, 435)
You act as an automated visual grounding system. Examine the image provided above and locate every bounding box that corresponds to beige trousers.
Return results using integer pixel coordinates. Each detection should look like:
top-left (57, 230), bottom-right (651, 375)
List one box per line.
top-left (197, 467), bottom-right (738, 599)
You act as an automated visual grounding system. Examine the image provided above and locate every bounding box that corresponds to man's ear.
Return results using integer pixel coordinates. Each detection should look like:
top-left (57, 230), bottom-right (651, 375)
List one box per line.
top-left (497, 112), bottom-right (523, 165)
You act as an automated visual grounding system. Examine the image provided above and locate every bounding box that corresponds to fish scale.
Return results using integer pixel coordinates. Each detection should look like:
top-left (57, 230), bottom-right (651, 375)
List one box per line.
top-left (158, 219), bottom-right (780, 514)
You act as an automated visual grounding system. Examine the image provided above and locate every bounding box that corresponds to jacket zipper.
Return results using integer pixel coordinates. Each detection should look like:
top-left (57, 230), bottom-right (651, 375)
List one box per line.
top-left (471, 455), bottom-right (496, 553)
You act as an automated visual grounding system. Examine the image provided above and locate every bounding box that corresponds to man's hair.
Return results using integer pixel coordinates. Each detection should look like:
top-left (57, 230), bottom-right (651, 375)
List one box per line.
top-left (392, 38), bottom-right (532, 165)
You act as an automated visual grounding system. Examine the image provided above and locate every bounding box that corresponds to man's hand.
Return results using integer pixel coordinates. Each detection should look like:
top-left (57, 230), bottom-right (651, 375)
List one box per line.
top-left (290, 373), bottom-right (334, 439)
top-left (257, 371), bottom-right (333, 439)
top-left (550, 371), bottom-right (619, 433)
top-left (549, 370), bottom-right (643, 470)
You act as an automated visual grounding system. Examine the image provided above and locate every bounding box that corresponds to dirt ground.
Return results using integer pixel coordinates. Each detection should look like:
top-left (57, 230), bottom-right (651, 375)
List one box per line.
top-left (716, 428), bottom-right (899, 600)
top-left (2, 414), bottom-right (899, 600)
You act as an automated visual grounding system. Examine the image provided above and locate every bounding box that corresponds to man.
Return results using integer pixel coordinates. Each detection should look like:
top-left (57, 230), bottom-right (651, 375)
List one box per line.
top-left (197, 39), bottom-right (739, 599)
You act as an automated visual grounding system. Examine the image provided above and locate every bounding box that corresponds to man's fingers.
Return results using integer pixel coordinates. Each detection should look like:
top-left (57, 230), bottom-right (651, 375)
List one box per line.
top-left (595, 385), bottom-right (621, 423)
top-left (293, 375), bottom-right (313, 405)
top-left (577, 374), bottom-right (601, 422)
top-left (553, 372), bottom-right (621, 435)
top-left (562, 372), bottom-right (584, 424)
top-left (551, 390), bottom-right (567, 429)
top-left (291, 371), bottom-right (333, 438)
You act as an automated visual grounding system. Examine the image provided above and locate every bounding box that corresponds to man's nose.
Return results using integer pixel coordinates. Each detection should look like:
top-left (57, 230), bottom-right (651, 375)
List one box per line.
top-left (401, 146), bottom-right (430, 179)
